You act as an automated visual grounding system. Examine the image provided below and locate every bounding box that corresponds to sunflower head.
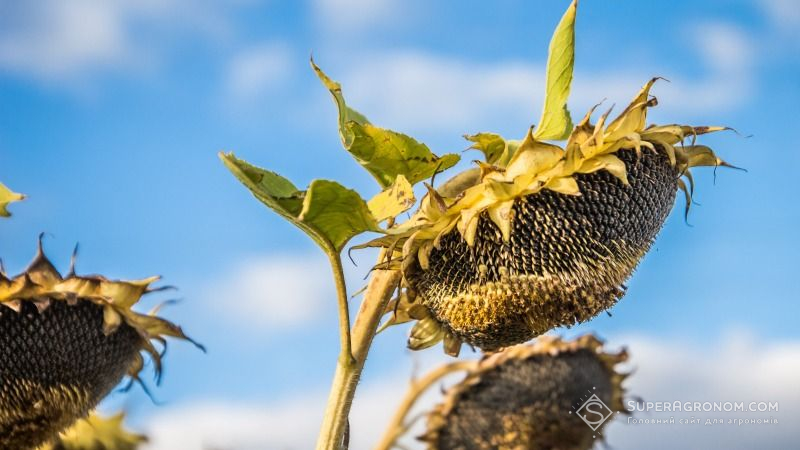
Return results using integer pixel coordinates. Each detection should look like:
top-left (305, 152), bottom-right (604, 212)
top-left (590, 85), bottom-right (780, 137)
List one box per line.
top-left (0, 238), bottom-right (200, 449)
top-left (373, 71), bottom-right (735, 356)
top-left (421, 334), bottom-right (629, 450)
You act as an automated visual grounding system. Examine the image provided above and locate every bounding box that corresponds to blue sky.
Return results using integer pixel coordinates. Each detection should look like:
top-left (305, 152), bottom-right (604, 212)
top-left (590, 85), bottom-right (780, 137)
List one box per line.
top-left (1, 0), bottom-right (799, 448)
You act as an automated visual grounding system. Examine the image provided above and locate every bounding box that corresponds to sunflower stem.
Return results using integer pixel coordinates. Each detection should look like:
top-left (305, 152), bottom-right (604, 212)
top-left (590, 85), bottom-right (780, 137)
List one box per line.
top-left (328, 251), bottom-right (354, 365)
top-left (315, 255), bottom-right (401, 450)
top-left (373, 360), bottom-right (477, 450)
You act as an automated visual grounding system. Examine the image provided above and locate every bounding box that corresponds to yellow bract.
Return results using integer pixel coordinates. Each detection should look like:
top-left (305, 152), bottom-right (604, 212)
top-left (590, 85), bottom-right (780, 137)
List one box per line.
top-left (41, 412), bottom-right (146, 450)
top-left (0, 239), bottom-right (201, 382)
top-left (366, 78), bottom-right (733, 274)
top-left (0, 182), bottom-right (24, 217)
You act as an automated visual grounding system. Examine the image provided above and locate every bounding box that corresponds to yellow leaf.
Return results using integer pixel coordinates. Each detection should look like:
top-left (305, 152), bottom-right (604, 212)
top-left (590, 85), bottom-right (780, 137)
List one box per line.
top-left (465, 133), bottom-right (506, 164)
top-left (368, 175), bottom-right (416, 222)
top-left (312, 59), bottom-right (460, 187)
top-left (220, 152), bottom-right (380, 252)
top-left (0, 182), bottom-right (24, 217)
top-left (534, 0), bottom-right (577, 140)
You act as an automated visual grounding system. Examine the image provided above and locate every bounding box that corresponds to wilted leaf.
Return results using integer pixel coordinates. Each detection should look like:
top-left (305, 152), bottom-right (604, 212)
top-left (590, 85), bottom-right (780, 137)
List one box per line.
top-left (577, 154), bottom-right (629, 184)
top-left (604, 77), bottom-right (659, 142)
top-left (505, 130), bottom-right (565, 179)
top-left (220, 152), bottom-right (380, 252)
top-left (465, 133), bottom-right (506, 164)
top-left (312, 60), bottom-right (460, 187)
top-left (0, 182), bottom-right (24, 217)
top-left (677, 178), bottom-right (692, 221)
top-left (368, 175), bottom-right (416, 222)
top-left (408, 316), bottom-right (445, 350)
top-left (437, 168), bottom-right (481, 198)
top-left (349, 124), bottom-right (460, 187)
top-left (533, 0), bottom-right (577, 141)
top-left (678, 145), bottom-right (738, 169)
top-left (310, 57), bottom-right (370, 147)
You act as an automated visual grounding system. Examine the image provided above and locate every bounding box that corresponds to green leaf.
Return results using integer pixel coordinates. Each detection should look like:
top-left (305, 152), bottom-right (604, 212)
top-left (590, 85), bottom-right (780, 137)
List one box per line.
top-left (367, 175), bottom-right (415, 222)
top-left (0, 182), bottom-right (24, 217)
top-left (310, 57), bottom-right (370, 148)
top-left (220, 152), bottom-right (380, 252)
top-left (312, 59), bottom-right (460, 188)
top-left (465, 133), bottom-right (506, 164)
top-left (534, 0), bottom-right (577, 141)
top-left (347, 123), bottom-right (460, 188)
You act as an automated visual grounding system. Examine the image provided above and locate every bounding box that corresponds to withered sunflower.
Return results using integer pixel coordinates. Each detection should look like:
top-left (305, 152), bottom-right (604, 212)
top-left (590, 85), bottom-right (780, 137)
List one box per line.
top-left (373, 78), bottom-right (735, 354)
top-left (421, 334), bottom-right (628, 450)
top-left (0, 238), bottom-right (200, 449)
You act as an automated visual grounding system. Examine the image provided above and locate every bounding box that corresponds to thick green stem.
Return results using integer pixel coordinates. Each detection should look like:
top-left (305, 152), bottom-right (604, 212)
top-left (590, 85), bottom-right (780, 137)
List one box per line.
top-left (315, 264), bottom-right (402, 450)
top-left (327, 250), bottom-right (353, 365)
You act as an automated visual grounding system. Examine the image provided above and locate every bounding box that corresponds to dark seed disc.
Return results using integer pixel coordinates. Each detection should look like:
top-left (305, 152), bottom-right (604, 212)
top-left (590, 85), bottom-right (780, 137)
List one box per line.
top-left (408, 149), bottom-right (678, 350)
top-left (426, 348), bottom-right (620, 450)
top-left (0, 299), bottom-right (143, 449)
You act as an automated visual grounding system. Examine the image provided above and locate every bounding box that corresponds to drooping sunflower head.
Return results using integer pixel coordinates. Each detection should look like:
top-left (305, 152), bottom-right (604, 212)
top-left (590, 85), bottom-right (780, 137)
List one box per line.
top-left (372, 72), bottom-right (736, 356)
top-left (421, 334), bottom-right (629, 450)
top-left (0, 238), bottom-right (200, 450)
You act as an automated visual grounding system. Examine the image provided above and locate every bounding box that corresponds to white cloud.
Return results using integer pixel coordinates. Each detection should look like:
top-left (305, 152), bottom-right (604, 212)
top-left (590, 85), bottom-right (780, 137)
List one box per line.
top-left (333, 21), bottom-right (756, 136)
top-left (0, 0), bottom-right (230, 82)
top-left (342, 52), bottom-right (545, 134)
top-left (144, 399), bottom-right (322, 450)
top-left (141, 330), bottom-right (800, 449)
top-left (226, 42), bottom-right (294, 103)
top-left (649, 21), bottom-right (756, 114)
top-left (757, 0), bottom-right (800, 53)
top-left (608, 330), bottom-right (800, 449)
top-left (313, 0), bottom-right (402, 35)
top-left (692, 22), bottom-right (755, 73)
top-left (759, 0), bottom-right (800, 32)
top-left (142, 348), bottom-right (455, 450)
top-left (0, 0), bottom-right (129, 79)
top-left (205, 255), bottom-right (332, 329)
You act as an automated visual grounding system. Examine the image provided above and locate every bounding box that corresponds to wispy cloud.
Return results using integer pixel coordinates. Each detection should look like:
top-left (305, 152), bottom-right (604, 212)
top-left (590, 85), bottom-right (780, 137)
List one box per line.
top-left (329, 20), bottom-right (756, 137)
top-left (651, 21), bottom-right (756, 114)
top-left (759, 0), bottom-right (800, 34)
top-left (0, 0), bottom-right (231, 82)
top-left (204, 254), bottom-right (332, 330)
top-left (312, 0), bottom-right (405, 35)
top-left (225, 41), bottom-right (295, 103)
top-left (340, 51), bottom-right (545, 135)
top-left (609, 330), bottom-right (800, 449)
top-left (141, 330), bottom-right (800, 449)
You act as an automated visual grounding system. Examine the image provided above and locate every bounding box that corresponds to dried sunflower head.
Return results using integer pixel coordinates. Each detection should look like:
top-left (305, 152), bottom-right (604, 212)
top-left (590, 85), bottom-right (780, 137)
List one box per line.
top-left (0, 238), bottom-right (200, 449)
top-left (41, 411), bottom-right (146, 450)
top-left (421, 335), bottom-right (628, 450)
top-left (355, 0), bottom-right (737, 355)
top-left (372, 78), bottom-right (735, 355)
